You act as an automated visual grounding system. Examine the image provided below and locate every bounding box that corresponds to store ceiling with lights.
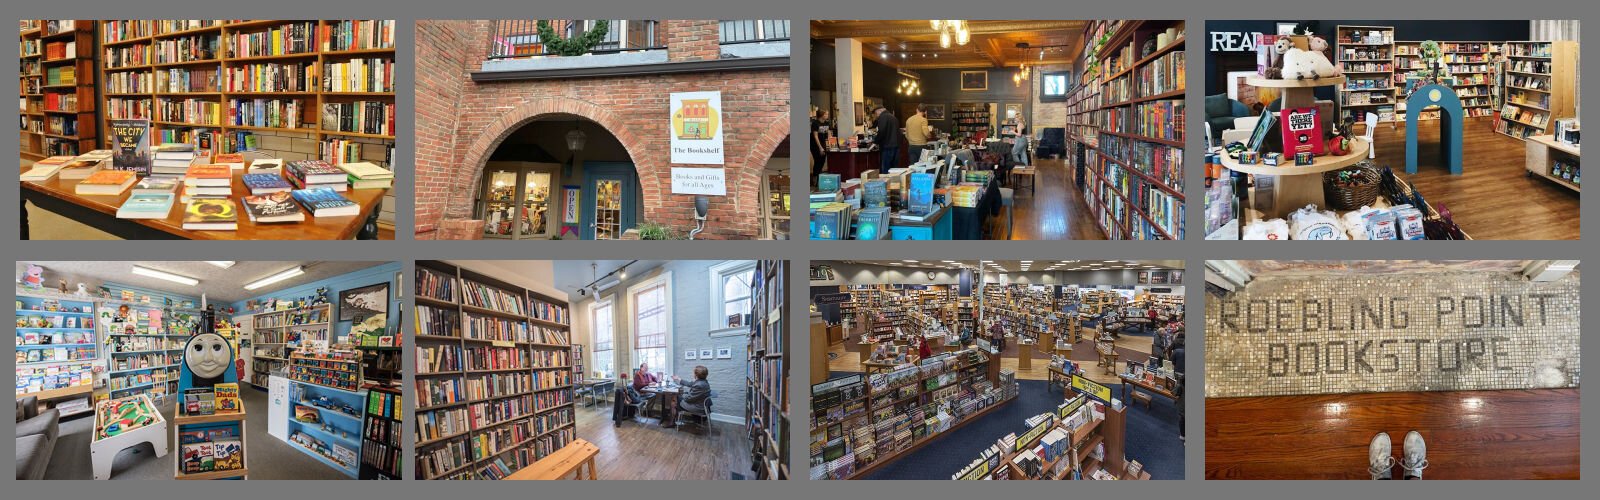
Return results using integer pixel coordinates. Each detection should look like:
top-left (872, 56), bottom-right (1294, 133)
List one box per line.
top-left (21, 261), bottom-right (385, 303)
top-left (835, 260), bottom-right (1184, 273)
top-left (810, 20), bottom-right (1088, 70)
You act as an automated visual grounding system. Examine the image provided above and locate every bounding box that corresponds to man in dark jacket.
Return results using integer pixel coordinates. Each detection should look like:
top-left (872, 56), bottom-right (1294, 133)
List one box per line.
top-left (872, 107), bottom-right (901, 173)
top-left (674, 366), bottom-right (713, 428)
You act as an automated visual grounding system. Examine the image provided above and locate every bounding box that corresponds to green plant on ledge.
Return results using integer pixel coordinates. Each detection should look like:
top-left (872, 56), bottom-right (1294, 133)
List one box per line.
top-left (536, 20), bottom-right (610, 56)
top-left (636, 222), bottom-right (683, 240)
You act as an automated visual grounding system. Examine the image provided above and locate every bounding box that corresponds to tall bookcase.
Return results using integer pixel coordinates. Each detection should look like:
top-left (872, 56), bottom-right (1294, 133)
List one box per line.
top-left (94, 20), bottom-right (395, 164)
top-left (1497, 40), bottom-right (1578, 140)
top-left (21, 20), bottom-right (98, 158)
top-left (1393, 39), bottom-right (1496, 121)
top-left (949, 102), bottom-right (992, 142)
top-left (14, 292), bottom-right (98, 414)
top-left (1334, 25), bottom-right (1395, 124)
top-left (1074, 20), bottom-right (1184, 240)
top-left (360, 387), bottom-right (402, 479)
top-left (249, 303), bottom-right (331, 387)
top-left (413, 261), bottom-right (576, 480)
top-left (103, 300), bottom-right (187, 402)
top-left (747, 260), bottom-right (789, 480)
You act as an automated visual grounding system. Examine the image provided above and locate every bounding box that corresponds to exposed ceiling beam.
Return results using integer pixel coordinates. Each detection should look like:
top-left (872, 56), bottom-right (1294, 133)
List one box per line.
top-left (892, 57), bottom-right (1078, 70)
top-left (812, 20), bottom-right (1089, 40)
top-left (980, 38), bottom-right (1006, 68)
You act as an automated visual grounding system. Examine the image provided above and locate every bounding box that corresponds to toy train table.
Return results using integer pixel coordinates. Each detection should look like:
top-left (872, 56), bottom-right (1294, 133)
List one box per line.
top-left (91, 394), bottom-right (169, 480)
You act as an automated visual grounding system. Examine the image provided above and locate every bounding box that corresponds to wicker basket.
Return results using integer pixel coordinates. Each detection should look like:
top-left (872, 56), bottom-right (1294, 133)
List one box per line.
top-left (1323, 162), bottom-right (1382, 210)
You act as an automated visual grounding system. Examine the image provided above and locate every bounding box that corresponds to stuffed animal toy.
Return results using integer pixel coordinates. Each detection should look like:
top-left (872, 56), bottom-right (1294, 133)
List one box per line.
top-left (1283, 37), bottom-right (1340, 80)
top-left (21, 264), bottom-right (44, 289)
top-left (1264, 38), bottom-right (1289, 79)
top-left (1306, 36), bottom-right (1342, 78)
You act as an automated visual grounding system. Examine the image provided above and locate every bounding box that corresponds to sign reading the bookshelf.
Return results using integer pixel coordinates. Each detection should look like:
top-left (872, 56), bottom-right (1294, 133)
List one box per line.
top-left (813, 293), bottom-right (852, 305)
top-left (1209, 31), bottom-right (1264, 52)
top-left (669, 91), bottom-right (724, 164)
top-left (670, 167), bottom-right (727, 196)
top-left (1205, 272), bottom-right (1581, 398)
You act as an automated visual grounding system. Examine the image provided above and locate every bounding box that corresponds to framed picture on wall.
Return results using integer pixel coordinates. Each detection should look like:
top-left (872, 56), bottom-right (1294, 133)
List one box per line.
top-left (1151, 271), bottom-right (1169, 285)
top-left (925, 104), bottom-right (946, 120)
top-left (960, 71), bottom-right (988, 91)
top-left (699, 348), bottom-right (714, 359)
top-left (1170, 271), bottom-right (1183, 283)
top-left (716, 347), bottom-right (732, 359)
top-left (1005, 103), bottom-right (1023, 123)
top-left (1138, 271), bottom-right (1151, 284)
top-left (339, 282), bottom-right (389, 322)
top-left (685, 349), bottom-right (697, 360)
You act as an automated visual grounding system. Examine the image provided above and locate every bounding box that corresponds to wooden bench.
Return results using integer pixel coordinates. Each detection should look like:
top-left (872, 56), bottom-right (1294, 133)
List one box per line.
top-left (506, 439), bottom-right (599, 480)
top-left (1130, 390), bottom-right (1153, 409)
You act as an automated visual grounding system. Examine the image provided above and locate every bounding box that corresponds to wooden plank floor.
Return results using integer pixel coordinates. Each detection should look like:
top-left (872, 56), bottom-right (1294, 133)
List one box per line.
top-left (1205, 389), bottom-right (1580, 479)
top-left (1010, 157), bottom-right (1108, 240)
top-left (573, 397), bottom-right (752, 480)
top-left (1367, 116), bottom-right (1579, 240)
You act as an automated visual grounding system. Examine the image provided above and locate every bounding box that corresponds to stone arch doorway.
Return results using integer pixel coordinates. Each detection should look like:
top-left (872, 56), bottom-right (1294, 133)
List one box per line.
top-left (459, 99), bottom-right (651, 240)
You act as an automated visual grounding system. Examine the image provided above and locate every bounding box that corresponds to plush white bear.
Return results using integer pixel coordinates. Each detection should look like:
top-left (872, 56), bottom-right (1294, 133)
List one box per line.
top-left (1306, 36), bottom-right (1342, 77)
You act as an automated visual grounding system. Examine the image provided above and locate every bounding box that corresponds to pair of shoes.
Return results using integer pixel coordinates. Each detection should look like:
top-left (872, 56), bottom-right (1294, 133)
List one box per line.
top-left (1369, 431), bottom-right (1429, 480)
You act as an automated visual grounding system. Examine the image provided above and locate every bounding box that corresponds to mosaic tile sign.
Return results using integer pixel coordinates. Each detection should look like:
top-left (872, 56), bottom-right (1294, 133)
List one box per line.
top-left (1205, 271), bottom-right (1580, 398)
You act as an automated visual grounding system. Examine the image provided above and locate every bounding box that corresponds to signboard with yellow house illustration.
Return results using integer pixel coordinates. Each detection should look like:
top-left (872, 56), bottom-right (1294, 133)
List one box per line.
top-left (669, 91), bottom-right (724, 165)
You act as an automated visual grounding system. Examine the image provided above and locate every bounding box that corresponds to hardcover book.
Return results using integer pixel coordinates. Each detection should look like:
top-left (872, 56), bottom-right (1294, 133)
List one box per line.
top-left (109, 119), bottom-right (151, 176)
top-left (132, 177), bottom-right (180, 193)
top-left (290, 187), bottom-right (359, 217)
top-left (74, 170), bottom-right (137, 196)
top-left (182, 199), bottom-right (239, 230)
top-left (183, 165), bottom-right (232, 187)
top-left (818, 173), bottom-right (841, 193)
top-left (1279, 107), bottom-right (1324, 155)
top-left (241, 173), bottom-right (291, 194)
top-left (212, 153), bottom-right (245, 170)
top-left (863, 179), bottom-right (888, 209)
top-left (242, 191), bottom-right (306, 223)
top-left (57, 159), bottom-right (104, 180)
top-left (286, 160), bottom-right (347, 185)
top-left (116, 193), bottom-right (176, 219)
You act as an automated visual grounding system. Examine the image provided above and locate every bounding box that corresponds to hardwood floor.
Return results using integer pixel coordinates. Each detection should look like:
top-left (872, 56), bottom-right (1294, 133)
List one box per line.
top-left (1011, 157), bottom-right (1109, 240)
top-left (572, 398), bottom-right (753, 480)
top-left (1205, 388), bottom-right (1580, 479)
top-left (1366, 116), bottom-right (1579, 240)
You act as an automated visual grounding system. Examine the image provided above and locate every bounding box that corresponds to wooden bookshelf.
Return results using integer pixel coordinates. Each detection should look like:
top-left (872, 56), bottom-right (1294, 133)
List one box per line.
top-left (1334, 26), bottom-right (1396, 124)
top-left (94, 20), bottom-right (395, 165)
top-left (21, 20), bottom-right (98, 158)
top-left (746, 260), bottom-right (788, 480)
top-left (247, 303), bottom-right (331, 386)
top-left (1496, 41), bottom-right (1577, 141)
top-left (413, 260), bottom-right (576, 480)
top-left (1391, 40), bottom-right (1498, 121)
top-left (1067, 20), bottom-right (1184, 240)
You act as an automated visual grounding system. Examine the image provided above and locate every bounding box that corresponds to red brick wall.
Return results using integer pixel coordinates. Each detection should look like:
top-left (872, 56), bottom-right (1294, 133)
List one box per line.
top-left (414, 20), bottom-right (790, 240)
top-left (413, 20), bottom-right (477, 237)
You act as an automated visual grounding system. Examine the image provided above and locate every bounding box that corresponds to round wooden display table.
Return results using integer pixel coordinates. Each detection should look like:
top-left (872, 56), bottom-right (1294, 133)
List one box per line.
top-left (1223, 75), bottom-right (1371, 219)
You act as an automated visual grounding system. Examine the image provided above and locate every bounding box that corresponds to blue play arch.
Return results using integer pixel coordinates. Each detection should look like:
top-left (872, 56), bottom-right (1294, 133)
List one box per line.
top-left (1405, 83), bottom-right (1464, 175)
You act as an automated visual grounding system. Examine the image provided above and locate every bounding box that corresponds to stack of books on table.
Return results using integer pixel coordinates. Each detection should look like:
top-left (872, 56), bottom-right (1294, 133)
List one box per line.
top-left (242, 191), bottom-right (306, 224)
top-left (74, 170), bottom-right (137, 196)
top-left (57, 155), bottom-right (106, 181)
top-left (286, 160), bottom-right (347, 191)
top-left (181, 164), bottom-right (233, 202)
top-left (151, 143), bottom-right (199, 181)
top-left (20, 156), bottom-right (72, 182)
top-left (338, 161), bottom-right (393, 190)
top-left (291, 187), bottom-right (359, 217)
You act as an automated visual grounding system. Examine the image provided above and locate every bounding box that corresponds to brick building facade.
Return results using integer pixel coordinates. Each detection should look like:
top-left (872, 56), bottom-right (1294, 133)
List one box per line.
top-left (414, 20), bottom-right (791, 240)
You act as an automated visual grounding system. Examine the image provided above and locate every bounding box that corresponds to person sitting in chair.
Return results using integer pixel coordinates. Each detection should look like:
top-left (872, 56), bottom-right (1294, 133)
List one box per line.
top-left (671, 365), bottom-right (713, 430)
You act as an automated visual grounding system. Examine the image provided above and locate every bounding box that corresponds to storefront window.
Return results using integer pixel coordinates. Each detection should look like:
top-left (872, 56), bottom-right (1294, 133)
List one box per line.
top-left (483, 170), bottom-right (518, 237)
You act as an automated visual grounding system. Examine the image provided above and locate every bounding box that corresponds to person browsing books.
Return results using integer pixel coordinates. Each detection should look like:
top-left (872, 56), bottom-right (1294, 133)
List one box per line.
top-left (905, 105), bottom-right (933, 150)
top-left (871, 107), bottom-right (901, 173)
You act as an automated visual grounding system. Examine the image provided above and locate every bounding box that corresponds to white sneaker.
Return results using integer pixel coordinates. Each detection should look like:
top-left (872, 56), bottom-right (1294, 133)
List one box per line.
top-left (1401, 431), bottom-right (1429, 479)
top-left (1369, 432), bottom-right (1395, 480)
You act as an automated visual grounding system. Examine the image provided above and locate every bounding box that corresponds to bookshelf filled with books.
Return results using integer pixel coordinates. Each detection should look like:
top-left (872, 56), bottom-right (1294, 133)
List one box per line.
top-left (103, 300), bottom-right (187, 402)
top-left (1334, 26), bottom-right (1397, 123)
top-left (248, 303), bottom-right (331, 388)
top-left (1069, 20), bottom-right (1185, 240)
top-left (413, 260), bottom-right (576, 480)
top-left (14, 292), bottom-right (99, 409)
top-left (360, 387), bottom-right (402, 479)
top-left (20, 20), bottom-right (99, 158)
top-left (747, 260), bottom-right (789, 480)
top-left (93, 20), bottom-right (395, 166)
top-left (1496, 40), bottom-right (1577, 141)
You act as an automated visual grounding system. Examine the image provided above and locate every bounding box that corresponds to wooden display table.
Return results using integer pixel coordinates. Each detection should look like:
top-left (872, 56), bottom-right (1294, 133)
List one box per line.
top-left (92, 394), bottom-right (169, 480)
top-left (1525, 135), bottom-right (1580, 192)
top-left (1118, 374), bottom-right (1178, 405)
top-left (1219, 76), bottom-right (1373, 219)
top-left (507, 439), bottom-right (600, 480)
top-left (862, 360), bottom-right (899, 374)
top-left (1047, 365), bottom-right (1073, 392)
top-left (21, 166), bottom-right (387, 240)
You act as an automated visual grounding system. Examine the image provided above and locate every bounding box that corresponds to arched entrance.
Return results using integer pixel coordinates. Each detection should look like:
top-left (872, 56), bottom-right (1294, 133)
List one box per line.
top-left (1404, 84), bottom-right (1465, 175)
top-left (460, 100), bottom-right (650, 240)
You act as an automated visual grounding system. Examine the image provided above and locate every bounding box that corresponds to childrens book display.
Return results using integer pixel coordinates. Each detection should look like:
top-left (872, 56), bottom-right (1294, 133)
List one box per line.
top-left (413, 261), bottom-right (575, 480)
top-left (172, 314), bottom-right (251, 480)
top-left (14, 291), bottom-right (98, 405)
top-left (104, 300), bottom-right (191, 402)
top-left (91, 394), bottom-right (169, 480)
top-left (249, 302), bottom-right (331, 387)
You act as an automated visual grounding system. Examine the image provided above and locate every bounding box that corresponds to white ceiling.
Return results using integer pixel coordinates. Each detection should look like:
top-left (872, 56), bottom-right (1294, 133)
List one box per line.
top-left (551, 260), bottom-right (667, 301)
top-left (20, 261), bottom-right (388, 303)
top-left (832, 259), bottom-right (1183, 274)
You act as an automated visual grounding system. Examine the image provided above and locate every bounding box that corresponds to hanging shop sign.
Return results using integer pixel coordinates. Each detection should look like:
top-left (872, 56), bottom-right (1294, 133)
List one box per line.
top-left (670, 91), bottom-right (724, 165)
top-left (1071, 374), bottom-right (1112, 403)
top-left (670, 167), bottom-right (727, 195)
top-left (813, 292), bottom-right (852, 305)
top-left (1205, 272), bottom-right (1581, 398)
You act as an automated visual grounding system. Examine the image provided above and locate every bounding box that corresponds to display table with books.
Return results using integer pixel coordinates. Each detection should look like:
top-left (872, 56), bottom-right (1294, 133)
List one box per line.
top-left (21, 156), bottom-right (387, 240)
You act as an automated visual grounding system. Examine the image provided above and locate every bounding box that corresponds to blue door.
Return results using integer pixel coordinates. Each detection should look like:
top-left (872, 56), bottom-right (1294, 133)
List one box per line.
top-left (581, 162), bottom-right (638, 240)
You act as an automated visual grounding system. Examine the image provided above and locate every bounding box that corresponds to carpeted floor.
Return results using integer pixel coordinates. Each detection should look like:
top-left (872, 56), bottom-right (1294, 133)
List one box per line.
top-left (833, 377), bottom-right (1184, 480)
top-left (43, 384), bottom-right (352, 480)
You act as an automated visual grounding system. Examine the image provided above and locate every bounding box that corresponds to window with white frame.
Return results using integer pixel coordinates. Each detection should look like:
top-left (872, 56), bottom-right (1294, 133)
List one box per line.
top-left (709, 261), bottom-right (757, 336)
top-left (631, 274), bottom-right (671, 376)
top-left (590, 298), bottom-right (614, 379)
